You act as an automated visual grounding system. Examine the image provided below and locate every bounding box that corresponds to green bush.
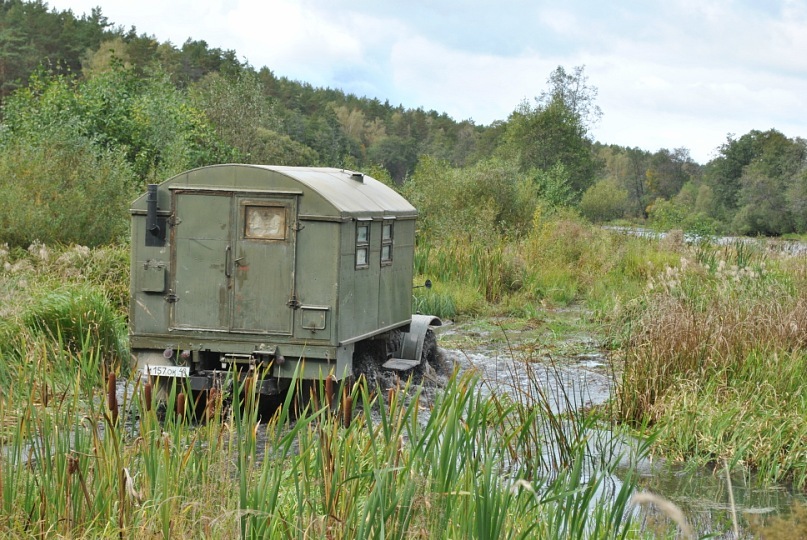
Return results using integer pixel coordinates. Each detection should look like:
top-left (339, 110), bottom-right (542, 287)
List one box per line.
top-left (0, 125), bottom-right (137, 247)
top-left (19, 283), bottom-right (128, 371)
top-left (404, 156), bottom-right (537, 241)
top-left (579, 178), bottom-right (628, 222)
top-left (414, 286), bottom-right (458, 319)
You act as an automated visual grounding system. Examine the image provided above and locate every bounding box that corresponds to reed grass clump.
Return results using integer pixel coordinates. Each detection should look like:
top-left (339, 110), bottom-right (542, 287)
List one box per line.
top-left (0, 282), bottom-right (128, 378)
top-left (416, 238), bottom-right (523, 305)
top-left (614, 241), bottom-right (807, 489)
top-left (649, 350), bottom-right (807, 489)
top-left (22, 284), bottom-right (128, 364)
top-left (413, 282), bottom-right (458, 319)
top-left (0, 337), bottom-right (646, 539)
top-left (0, 242), bottom-right (129, 312)
top-left (0, 243), bottom-right (129, 381)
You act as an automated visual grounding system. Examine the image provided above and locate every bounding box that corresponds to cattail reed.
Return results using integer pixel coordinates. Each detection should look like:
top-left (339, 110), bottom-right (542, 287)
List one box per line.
top-left (206, 387), bottom-right (219, 422)
top-left (325, 375), bottom-right (335, 411)
top-left (342, 394), bottom-right (353, 428)
top-left (107, 372), bottom-right (118, 425)
top-left (143, 381), bottom-right (152, 412)
top-left (176, 392), bottom-right (186, 418)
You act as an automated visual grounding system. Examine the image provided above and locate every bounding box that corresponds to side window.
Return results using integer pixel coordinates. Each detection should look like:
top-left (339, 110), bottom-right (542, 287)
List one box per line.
top-left (381, 220), bottom-right (393, 265)
top-left (355, 221), bottom-right (370, 269)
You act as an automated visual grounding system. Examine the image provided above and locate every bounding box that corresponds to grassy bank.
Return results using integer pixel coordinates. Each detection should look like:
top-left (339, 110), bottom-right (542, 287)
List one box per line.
top-left (613, 239), bottom-right (807, 490)
top-left (0, 243), bottom-right (129, 414)
top-left (413, 209), bottom-right (679, 319)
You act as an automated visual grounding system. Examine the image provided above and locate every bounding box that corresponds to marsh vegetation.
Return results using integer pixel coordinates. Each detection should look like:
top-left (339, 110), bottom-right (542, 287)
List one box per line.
top-left (2, 218), bottom-right (805, 538)
top-left (2, 4), bottom-right (806, 537)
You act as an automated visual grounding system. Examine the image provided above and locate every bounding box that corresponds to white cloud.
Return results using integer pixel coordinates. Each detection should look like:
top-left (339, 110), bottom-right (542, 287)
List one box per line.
top-left (589, 51), bottom-right (807, 162)
top-left (388, 35), bottom-right (558, 122)
top-left (537, 8), bottom-right (580, 36)
top-left (224, 0), bottom-right (364, 82)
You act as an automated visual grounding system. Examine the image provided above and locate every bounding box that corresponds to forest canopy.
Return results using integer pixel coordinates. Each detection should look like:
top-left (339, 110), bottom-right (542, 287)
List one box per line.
top-left (1, 0), bottom-right (805, 246)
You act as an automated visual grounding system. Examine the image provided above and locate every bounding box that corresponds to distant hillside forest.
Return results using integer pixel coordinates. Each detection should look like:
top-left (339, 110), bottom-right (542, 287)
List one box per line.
top-left (1, 0), bottom-right (806, 247)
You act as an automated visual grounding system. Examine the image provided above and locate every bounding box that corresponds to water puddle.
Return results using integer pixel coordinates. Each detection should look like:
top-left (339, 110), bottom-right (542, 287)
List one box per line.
top-left (438, 315), bottom-right (807, 538)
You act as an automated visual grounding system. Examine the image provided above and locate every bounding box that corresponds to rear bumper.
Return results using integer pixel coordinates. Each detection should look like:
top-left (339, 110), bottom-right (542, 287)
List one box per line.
top-left (137, 366), bottom-right (285, 396)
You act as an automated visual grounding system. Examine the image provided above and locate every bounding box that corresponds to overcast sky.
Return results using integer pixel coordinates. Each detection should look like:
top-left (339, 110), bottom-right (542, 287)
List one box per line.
top-left (47, 0), bottom-right (807, 164)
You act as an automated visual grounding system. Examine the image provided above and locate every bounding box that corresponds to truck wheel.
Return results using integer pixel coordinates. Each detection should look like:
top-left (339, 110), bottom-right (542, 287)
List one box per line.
top-left (421, 329), bottom-right (438, 367)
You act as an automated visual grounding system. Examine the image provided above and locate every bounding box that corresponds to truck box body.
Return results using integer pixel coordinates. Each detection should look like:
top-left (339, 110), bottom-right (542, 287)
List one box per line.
top-left (130, 165), bottom-right (418, 386)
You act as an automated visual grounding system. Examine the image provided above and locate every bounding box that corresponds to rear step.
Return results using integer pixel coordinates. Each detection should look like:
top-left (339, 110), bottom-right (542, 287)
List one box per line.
top-left (381, 358), bottom-right (420, 371)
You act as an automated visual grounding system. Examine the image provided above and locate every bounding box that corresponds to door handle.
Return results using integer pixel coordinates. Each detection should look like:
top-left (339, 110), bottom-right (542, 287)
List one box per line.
top-left (225, 245), bottom-right (232, 278)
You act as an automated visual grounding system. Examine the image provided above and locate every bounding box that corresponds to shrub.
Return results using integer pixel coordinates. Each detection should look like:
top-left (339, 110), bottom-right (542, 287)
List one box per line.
top-left (0, 125), bottom-right (137, 247)
top-left (18, 283), bottom-right (128, 371)
top-left (579, 178), bottom-right (628, 222)
top-left (405, 156), bottom-right (537, 241)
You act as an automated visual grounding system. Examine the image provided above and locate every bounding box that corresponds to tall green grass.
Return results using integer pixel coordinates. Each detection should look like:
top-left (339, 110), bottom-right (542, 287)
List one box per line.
top-left (0, 243), bottom-right (129, 445)
top-left (415, 211), bottom-right (679, 317)
top-left (0, 336), bottom-right (646, 538)
top-left (0, 283), bottom-right (128, 383)
top-left (614, 241), bottom-right (807, 489)
top-left (8, 237), bottom-right (653, 537)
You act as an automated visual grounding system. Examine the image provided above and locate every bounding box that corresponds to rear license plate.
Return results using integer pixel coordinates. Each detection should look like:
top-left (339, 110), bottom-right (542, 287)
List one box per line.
top-left (145, 365), bottom-right (190, 377)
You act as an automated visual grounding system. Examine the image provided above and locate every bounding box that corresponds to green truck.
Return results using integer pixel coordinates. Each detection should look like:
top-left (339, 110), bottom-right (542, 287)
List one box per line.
top-left (129, 164), bottom-right (440, 398)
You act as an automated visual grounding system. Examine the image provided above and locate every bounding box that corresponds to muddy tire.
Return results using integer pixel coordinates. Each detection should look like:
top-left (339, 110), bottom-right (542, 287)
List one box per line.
top-left (352, 338), bottom-right (394, 392)
top-left (421, 329), bottom-right (438, 367)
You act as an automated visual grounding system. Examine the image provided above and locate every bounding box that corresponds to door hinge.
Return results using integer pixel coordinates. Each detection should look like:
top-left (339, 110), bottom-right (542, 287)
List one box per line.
top-left (165, 292), bottom-right (179, 303)
top-left (287, 296), bottom-right (301, 309)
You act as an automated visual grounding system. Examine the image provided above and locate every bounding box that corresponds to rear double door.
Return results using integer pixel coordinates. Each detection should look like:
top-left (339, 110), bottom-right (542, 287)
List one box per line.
top-left (170, 191), bottom-right (297, 335)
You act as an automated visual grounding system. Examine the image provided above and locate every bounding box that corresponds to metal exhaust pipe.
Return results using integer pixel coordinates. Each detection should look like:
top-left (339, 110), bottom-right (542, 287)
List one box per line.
top-left (146, 184), bottom-right (160, 236)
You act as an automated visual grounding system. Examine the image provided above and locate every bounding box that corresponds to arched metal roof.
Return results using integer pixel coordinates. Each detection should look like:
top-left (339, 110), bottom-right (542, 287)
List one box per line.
top-left (132, 164), bottom-right (416, 219)
top-left (258, 166), bottom-right (416, 217)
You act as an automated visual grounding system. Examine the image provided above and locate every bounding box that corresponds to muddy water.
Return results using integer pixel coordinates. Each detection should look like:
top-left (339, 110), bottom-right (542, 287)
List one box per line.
top-left (438, 317), bottom-right (806, 538)
top-left (439, 316), bottom-right (613, 412)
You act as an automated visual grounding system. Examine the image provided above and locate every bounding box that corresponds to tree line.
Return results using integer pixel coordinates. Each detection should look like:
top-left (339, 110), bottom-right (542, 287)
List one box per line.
top-left (1, 0), bottom-right (805, 247)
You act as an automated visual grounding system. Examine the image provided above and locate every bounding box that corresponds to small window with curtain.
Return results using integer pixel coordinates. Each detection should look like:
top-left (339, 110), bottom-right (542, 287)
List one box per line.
top-left (381, 220), bottom-right (393, 265)
top-left (355, 221), bottom-right (370, 269)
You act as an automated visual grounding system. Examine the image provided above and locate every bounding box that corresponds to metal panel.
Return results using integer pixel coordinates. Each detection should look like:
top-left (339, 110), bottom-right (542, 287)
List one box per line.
top-left (301, 306), bottom-right (328, 330)
top-left (231, 196), bottom-right (297, 334)
top-left (138, 263), bottom-right (166, 293)
top-left (291, 220), bottom-right (338, 344)
top-left (279, 167), bottom-right (416, 217)
top-left (351, 220), bottom-right (380, 336)
top-left (170, 191), bottom-right (297, 335)
top-left (172, 192), bottom-right (232, 331)
top-left (132, 166), bottom-right (417, 220)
